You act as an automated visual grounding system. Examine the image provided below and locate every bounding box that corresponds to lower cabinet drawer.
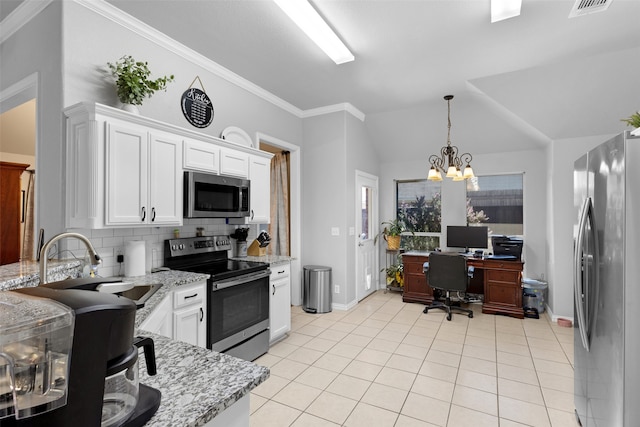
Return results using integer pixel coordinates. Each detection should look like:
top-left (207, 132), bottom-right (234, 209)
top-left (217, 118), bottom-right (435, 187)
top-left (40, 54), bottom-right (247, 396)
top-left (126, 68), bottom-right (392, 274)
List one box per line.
top-left (485, 282), bottom-right (520, 306)
top-left (486, 269), bottom-right (519, 283)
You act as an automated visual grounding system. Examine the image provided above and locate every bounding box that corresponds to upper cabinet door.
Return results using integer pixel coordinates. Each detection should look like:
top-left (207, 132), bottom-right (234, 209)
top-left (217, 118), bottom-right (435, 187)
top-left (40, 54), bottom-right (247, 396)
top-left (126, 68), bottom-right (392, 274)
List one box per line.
top-left (248, 154), bottom-right (271, 224)
top-left (149, 132), bottom-right (182, 225)
top-left (183, 138), bottom-right (220, 173)
top-left (220, 148), bottom-right (249, 178)
top-left (106, 121), bottom-right (148, 225)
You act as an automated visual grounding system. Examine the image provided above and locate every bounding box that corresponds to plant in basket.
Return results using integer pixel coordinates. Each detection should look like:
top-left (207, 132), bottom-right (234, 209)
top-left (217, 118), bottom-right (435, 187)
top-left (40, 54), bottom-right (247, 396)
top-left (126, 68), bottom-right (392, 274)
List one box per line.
top-left (374, 218), bottom-right (406, 250)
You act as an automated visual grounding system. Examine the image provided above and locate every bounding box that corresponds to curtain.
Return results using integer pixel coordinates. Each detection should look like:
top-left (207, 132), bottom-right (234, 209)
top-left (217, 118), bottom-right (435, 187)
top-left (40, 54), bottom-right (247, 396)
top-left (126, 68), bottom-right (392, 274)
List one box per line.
top-left (21, 170), bottom-right (35, 260)
top-left (268, 152), bottom-right (290, 256)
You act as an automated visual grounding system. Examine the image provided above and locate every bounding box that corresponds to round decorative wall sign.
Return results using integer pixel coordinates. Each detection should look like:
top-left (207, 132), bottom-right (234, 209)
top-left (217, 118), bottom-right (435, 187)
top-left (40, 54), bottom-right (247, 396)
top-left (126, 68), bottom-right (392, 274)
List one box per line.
top-left (181, 87), bottom-right (214, 128)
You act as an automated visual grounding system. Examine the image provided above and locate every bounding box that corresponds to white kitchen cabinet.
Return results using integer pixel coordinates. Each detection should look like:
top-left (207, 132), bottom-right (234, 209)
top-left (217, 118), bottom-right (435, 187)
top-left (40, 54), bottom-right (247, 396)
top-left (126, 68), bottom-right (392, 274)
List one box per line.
top-left (139, 294), bottom-right (172, 338)
top-left (183, 138), bottom-right (220, 173)
top-left (269, 263), bottom-right (291, 343)
top-left (220, 148), bottom-right (249, 178)
top-left (173, 281), bottom-right (207, 348)
top-left (106, 123), bottom-right (182, 226)
top-left (248, 154), bottom-right (271, 224)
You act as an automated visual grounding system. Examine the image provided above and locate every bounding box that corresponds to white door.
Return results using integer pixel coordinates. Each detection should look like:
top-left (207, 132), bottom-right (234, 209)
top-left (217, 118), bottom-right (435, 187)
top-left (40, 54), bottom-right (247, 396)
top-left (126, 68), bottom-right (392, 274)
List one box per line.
top-left (355, 170), bottom-right (378, 301)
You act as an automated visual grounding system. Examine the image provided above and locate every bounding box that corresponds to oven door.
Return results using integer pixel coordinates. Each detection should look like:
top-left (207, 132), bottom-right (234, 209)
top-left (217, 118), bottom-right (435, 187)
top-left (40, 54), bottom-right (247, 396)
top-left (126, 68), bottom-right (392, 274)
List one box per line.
top-left (184, 171), bottom-right (250, 218)
top-left (207, 270), bottom-right (270, 352)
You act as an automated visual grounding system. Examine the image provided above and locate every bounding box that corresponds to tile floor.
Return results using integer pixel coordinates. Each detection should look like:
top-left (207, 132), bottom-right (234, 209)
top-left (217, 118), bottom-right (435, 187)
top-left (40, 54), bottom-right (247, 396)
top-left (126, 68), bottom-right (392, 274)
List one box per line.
top-left (250, 290), bottom-right (578, 427)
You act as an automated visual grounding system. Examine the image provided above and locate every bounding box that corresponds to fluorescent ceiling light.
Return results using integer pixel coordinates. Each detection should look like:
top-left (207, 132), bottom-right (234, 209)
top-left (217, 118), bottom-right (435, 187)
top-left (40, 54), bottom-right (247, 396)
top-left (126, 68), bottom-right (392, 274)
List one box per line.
top-left (491, 0), bottom-right (522, 23)
top-left (274, 0), bottom-right (354, 65)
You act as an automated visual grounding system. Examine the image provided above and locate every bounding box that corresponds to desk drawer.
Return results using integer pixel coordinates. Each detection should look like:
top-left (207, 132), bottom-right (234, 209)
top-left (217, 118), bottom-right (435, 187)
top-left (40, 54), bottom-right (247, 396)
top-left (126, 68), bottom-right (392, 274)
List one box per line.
top-left (404, 261), bottom-right (428, 275)
top-left (486, 269), bottom-right (520, 283)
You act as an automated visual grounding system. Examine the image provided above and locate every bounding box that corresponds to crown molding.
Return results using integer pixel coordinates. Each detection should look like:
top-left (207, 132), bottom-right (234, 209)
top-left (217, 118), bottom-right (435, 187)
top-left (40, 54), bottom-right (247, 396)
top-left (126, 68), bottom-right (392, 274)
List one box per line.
top-left (2, 0), bottom-right (366, 121)
top-left (301, 102), bottom-right (366, 122)
top-left (0, 0), bottom-right (54, 44)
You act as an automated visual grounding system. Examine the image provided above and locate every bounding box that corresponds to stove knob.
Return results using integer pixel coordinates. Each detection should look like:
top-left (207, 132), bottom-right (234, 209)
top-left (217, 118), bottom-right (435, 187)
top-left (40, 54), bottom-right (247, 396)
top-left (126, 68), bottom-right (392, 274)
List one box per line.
top-left (178, 244), bottom-right (185, 250)
top-left (172, 244), bottom-right (177, 251)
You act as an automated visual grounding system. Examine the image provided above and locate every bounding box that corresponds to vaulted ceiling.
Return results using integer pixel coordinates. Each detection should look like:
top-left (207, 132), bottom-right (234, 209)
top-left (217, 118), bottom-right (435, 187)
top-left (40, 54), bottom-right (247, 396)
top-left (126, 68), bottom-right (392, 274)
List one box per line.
top-left (3, 0), bottom-right (640, 158)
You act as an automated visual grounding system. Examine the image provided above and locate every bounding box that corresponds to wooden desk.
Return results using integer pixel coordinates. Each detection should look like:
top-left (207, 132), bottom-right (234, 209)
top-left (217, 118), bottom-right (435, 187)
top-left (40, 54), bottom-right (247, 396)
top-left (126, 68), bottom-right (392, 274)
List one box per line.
top-left (401, 252), bottom-right (524, 319)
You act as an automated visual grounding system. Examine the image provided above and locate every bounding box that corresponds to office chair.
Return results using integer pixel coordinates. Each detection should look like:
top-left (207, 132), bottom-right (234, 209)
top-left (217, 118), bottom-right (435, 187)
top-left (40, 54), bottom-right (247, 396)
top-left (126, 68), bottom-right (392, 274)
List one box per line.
top-left (423, 252), bottom-right (474, 321)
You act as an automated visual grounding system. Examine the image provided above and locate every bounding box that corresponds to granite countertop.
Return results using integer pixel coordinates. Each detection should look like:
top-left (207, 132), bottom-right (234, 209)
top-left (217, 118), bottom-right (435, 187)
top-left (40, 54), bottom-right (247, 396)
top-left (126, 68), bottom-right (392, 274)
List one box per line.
top-left (0, 261), bottom-right (269, 427)
top-left (234, 255), bottom-right (293, 266)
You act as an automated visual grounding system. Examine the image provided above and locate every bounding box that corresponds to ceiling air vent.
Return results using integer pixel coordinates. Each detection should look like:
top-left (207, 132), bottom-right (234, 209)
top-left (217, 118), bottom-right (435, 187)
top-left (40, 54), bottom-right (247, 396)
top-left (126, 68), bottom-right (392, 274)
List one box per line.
top-left (569, 0), bottom-right (614, 18)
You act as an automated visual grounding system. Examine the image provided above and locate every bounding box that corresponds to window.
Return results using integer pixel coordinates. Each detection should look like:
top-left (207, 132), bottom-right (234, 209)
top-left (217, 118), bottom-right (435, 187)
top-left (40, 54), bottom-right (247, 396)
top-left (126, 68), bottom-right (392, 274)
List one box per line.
top-left (466, 174), bottom-right (523, 238)
top-left (395, 179), bottom-right (441, 251)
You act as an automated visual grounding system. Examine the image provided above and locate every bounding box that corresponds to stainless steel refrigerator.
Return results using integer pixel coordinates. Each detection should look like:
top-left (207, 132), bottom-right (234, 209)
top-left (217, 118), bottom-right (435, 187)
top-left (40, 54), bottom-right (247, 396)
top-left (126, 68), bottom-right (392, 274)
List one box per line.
top-left (574, 130), bottom-right (640, 426)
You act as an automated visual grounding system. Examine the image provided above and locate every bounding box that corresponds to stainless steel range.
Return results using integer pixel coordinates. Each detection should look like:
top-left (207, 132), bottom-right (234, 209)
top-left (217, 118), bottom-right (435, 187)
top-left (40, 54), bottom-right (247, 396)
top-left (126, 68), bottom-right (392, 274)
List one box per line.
top-left (164, 235), bottom-right (270, 361)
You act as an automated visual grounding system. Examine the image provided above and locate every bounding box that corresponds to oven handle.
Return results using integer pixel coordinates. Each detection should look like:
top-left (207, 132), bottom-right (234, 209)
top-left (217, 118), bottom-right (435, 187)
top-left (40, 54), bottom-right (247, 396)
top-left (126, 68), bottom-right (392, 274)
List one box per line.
top-left (211, 269), bottom-right (271, 290)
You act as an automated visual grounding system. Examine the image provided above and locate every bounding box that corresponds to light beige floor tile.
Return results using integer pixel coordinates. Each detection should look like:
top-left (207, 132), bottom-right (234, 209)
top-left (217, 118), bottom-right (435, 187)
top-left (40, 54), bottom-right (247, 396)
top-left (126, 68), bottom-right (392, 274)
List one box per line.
top-left (435, 330), bottom-right (466, 345)
top-left (361, 382), bottom-right (408, 413)
top-left (367, 337), bottom-right (400, 353)
top-left (537, 371), bottom-right (573, 394)
top-left (459, 355), bottom-right (496, 376)
top-left (456, 369), bottom-right (497, 394)
top-left (401, 334), bottom-right (433, 349)
top-left (269, 358), bottom-right (310, 380)
top-left (287, 347), bottom-right (325, 364)
top-left (419, 360), bottom-right (458, 383)
top-left (294, 366), bottom-right (339, 390)
top-left (408, 324), bottom-right (438, 338)
top-left (341, 333), bottom-right (373, 347)
top-left (369, 311), bottom-right (396, 322)
top-left (344, 402), bottom-right (398, 427)
top-left (272, 381), bottom-right (323, 411)
top-left (283, 332), bottom-right (313, 347)
top-left (376, 329), bottom-right (407, 343)
top-left (249, 399), bottom-right (301, 427)
top-left (309, 317), bottom-right (337, 329)
top-left (328, 321), bottom-right (358, 334)
top-left (401, 392), bottom-right (451, 426)
top-left (362, 318), bottom-right (389, 329)
top-left (249, 393), bottom-right (267, 414)
top-left (411, 374), bottom-right (455, 402)
top-left (328, 341), bottom-right (363, 359)
top-left (452, 384), bottom-right (498, 416)
top-left (541, 387), bottom-right (575, 413)
top-left (499, 419), bottom-right (530, 427)
top-left (498, 363), bottom-right (539, 386)
top-left (317, 328), bottom-right (349, 342)
top-left (531, 347), bottom-right (570, 364)
top-left (296, 324), bottom-right (327, 337)
top-left (527, 336), bottom-right (564, 351)
top-left (306, 391), bottom-right (358, 425)
top-left (431, 339), bottom-right (464, 355)
top-left (464, 335), bottom-right (496, 349)
top-left (499, 395), bottom-right (551, 427)
top-left (313, 352), bottom-right (352, 373)
top-left (548, 408), bottom-right (581, 427)
top-left (326, 374), bottom-right (371, 400)
top-left (497, 350), bottom-right (535, 369)
top-left (251, 374), bottom-right (290, 399)
top-left (426, 349), bottom-right (461, 368)
top-left (374, 366), bottom-right (417, 391)
top-left (394, 414), bottom-right (440, 426)
top-left (498, 377), bottom-right (545, 405)
top-left (447, 404), bottom-right (499, 427)
top-left (533, 359), bottom-right (574, 378)
top-left (385, 353), bottom-right (423, 373)
top-left (356, 347), bottom-right (393, 366)
top-left (254, 352), bottom-right (283, 368)
top-left (342, 359), bottom-right (383, 381)
top-left (290, 412), bottom-right (340, 427)
top-left (394, 343), bottom-right (429, 359)
top-left (305, 337), bottom-right (337, 352)
top-left (497, 332), bottom-right (528, 346)
top-left (353, 324), bottom-right (382, 338)
top-left (462, 343), bottom-right (497, 361)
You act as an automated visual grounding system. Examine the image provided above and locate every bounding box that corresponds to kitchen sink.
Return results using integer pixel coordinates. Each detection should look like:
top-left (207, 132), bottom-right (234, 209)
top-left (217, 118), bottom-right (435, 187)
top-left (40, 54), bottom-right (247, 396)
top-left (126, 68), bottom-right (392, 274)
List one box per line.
top-left (116, 283), bottom-right (163, 308)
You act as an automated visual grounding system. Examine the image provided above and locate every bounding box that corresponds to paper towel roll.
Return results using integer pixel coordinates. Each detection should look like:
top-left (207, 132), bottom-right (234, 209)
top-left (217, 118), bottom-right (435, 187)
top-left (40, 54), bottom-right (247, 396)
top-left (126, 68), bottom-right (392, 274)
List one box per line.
top-left (124, 240), bottom-right (146, 277)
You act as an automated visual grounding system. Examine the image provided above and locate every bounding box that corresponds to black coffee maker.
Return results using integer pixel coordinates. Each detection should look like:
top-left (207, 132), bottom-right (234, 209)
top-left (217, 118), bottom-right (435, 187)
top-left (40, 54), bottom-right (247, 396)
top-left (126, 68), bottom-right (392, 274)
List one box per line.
top-left (3, 286), bottom-right (161, 427)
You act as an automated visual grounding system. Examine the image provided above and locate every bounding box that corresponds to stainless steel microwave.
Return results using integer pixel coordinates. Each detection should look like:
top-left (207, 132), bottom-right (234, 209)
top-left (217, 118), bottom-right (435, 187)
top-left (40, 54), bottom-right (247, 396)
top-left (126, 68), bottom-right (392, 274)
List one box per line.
top-left (184, 171), bottom-right (250, 218)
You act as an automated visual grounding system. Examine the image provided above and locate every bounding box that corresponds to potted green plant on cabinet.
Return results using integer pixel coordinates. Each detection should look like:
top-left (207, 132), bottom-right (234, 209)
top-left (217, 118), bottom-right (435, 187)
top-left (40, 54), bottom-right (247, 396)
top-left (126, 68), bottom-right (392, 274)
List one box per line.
top-left (374, 218), bottom-right (405, 250)
top-left (621, 111), bottom-right (640, 136)
top-left (107, 55), bottom-right (174, 114)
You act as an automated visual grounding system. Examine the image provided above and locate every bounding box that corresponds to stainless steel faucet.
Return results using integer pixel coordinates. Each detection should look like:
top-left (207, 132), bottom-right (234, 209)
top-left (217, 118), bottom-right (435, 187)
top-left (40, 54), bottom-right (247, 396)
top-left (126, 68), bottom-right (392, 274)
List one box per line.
top-left (39, 232), bottom-right (102, 284)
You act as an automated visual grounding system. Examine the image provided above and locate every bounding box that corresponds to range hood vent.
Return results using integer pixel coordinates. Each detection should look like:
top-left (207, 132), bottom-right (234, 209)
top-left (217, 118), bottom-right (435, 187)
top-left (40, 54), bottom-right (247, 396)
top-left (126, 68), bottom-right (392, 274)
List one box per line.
top-left (569, 0), bottom-right (613, 18)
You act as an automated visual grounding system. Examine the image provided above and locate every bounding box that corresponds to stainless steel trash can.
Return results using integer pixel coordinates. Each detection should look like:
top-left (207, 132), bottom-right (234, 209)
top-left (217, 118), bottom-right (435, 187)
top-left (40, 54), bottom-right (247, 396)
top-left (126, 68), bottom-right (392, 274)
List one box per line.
top-left (303, 265), bottom-right (332, 314)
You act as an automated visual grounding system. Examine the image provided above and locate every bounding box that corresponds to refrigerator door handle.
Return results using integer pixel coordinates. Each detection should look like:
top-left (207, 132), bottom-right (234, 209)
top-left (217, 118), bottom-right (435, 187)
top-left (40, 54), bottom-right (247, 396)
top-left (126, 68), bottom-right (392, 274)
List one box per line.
top-left (574, 197), bottom-right (597, 352)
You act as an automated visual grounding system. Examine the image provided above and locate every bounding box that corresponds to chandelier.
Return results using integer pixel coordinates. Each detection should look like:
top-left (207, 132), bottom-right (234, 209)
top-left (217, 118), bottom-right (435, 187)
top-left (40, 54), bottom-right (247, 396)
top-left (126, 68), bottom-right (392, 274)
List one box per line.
top-left (427, 95), bottom-right (475, 182)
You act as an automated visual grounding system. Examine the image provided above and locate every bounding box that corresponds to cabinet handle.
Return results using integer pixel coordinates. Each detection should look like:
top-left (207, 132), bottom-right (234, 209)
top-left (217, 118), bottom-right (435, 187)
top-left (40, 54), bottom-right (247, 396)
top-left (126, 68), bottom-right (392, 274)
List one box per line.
top-left (199, 307), bottom-right (204, 322)
top-left (141, 207), bottom-right (146, 222)
top-left (277, 270), bottom-right (285, 274)
top-left (272, 284), bottom-right (276, 296)
top-left (184, 293), bottom-right (198, 300)
top-left (251, 209), bottom-right (254, 220)
top-left (151, 207), bottom-right (156, 222)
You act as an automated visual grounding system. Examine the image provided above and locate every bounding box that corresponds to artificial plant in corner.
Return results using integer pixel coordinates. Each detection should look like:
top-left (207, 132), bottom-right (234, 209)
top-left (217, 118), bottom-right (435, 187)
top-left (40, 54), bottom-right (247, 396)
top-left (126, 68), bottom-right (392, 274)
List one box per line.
top-left (107, 55), bottom-right (174, 107)
top-left (621, 111), bottom-right (640, 129)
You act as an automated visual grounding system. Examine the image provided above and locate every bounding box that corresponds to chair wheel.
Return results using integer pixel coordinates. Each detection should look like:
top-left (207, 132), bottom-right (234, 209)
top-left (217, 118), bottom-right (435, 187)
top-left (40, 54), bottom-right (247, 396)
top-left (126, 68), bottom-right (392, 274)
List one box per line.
top-left (469, 312), bottom-right (474, 318)
top-left (423, 307), bottom-right (429, 314)
top-left (447, 313), bottom-right (452, 321)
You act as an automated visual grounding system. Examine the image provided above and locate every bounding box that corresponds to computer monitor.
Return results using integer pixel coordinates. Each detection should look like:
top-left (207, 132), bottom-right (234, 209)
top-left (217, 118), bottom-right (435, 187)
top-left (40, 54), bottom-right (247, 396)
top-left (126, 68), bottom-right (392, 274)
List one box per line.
top-left (446, 225), bottom-right (489, 252)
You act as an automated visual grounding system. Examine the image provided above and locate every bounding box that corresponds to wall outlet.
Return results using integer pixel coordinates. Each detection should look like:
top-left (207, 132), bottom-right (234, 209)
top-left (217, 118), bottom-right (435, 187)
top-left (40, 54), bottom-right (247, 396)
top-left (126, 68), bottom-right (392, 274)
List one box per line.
top-left (117, 254), bottom-right (124, 263)
top-left (331, 227), bottom-right (340, 236)
top-left (334, 285), bottom-right (340, 293)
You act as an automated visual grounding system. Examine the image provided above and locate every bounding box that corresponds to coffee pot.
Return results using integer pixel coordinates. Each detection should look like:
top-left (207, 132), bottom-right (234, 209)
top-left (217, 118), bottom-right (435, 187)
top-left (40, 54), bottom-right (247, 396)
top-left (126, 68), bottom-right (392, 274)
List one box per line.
top-left (0, 286), bottom-right (161, 427)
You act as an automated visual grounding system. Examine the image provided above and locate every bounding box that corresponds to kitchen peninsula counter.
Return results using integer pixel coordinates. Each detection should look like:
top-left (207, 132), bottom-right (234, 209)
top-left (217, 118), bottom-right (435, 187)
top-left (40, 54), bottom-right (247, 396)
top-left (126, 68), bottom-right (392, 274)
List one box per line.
top-left (0, 262), bottom-right (269, 427)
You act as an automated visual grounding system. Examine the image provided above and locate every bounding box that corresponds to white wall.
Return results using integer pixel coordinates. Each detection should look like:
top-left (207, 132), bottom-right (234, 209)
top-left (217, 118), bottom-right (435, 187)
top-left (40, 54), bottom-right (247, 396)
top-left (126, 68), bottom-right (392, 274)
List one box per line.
top-left (545, 133), bottom-right (614, 318)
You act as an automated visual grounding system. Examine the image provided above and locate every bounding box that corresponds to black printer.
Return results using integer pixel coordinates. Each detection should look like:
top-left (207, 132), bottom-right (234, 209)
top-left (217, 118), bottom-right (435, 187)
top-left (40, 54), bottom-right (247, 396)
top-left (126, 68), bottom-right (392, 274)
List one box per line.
top-left (491, 235), bottom-right (523, 260)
